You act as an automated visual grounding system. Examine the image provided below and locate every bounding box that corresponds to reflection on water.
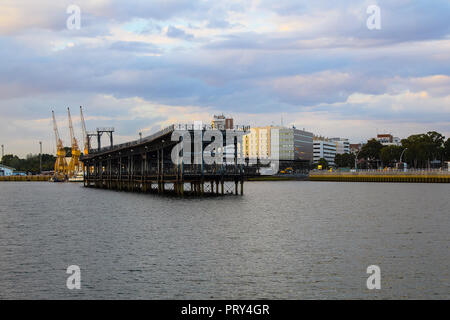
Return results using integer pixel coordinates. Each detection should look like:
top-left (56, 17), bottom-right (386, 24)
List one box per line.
top-left (0, 181), bottom-right (448, 299)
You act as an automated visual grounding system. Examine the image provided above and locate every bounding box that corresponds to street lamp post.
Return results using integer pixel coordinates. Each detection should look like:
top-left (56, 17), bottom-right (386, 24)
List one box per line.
top-left (39, 141), bottom-right (42, 174)
top-left (399, 148), bottom-right (408, 172)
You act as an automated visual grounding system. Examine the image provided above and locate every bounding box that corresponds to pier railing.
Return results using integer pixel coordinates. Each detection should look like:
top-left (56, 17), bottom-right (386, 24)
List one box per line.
top-left (88, 123), bottom-right (251, 155)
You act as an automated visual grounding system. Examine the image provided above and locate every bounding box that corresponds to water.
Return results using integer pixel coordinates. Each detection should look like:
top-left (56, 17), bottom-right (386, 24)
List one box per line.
top-left (0, 181), bottom-right (448, 299)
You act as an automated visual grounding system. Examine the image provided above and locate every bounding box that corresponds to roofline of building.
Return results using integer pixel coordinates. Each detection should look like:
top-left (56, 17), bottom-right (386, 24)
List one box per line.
top-left (0, 164), bottom-right (16, 170)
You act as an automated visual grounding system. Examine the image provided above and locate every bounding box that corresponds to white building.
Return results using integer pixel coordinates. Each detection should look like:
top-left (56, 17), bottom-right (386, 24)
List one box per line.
top-left (329, 137), bottom-right (350, 154)
top-left (313, 140), bottom-right (337, 166)
top-left (0, 164), bottom-right (15, 176)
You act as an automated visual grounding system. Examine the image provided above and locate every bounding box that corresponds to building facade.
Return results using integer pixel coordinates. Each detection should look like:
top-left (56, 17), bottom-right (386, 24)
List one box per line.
top-left (294, 129), bottom-right (314, 162)
top-left (376, 134), bottom-right (401, 146)
top-left (243, 126), bottom-right (313, 163)
top-left (313, 139), bottom-right (337, 166)
top-left (329, 137), bottom-right (350, 154)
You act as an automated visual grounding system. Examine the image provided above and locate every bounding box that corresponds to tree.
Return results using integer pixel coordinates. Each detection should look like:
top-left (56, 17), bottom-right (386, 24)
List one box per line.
top-left (444, 138), bottom-right (450, 161)
top-left (401, 131), bottom-right (446, 168)
top-left (424, 131), bottom-right (445, 164)
top-left (380, 145), bottom-right (404, 167)
top-left (335, 153), bottom-right (356, 168)
top-left (1, 153), bottom-right (56, 174)
top-left (359, 139), bottom-right (383, 168)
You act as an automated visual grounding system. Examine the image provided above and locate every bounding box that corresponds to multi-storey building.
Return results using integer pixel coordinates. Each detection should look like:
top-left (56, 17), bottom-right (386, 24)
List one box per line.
top-left (243, 126), bottom-right (313, 163)
top-left (294, 129), bottom-right (314, 162)
top-left (376, 134), bottom-right (401, 146)
top-left (313, 138), bottom-right (337, 166)
top-left (329, 137), bottom-right (350, 154)
top-left (244, 126), bottom-right (271, 160)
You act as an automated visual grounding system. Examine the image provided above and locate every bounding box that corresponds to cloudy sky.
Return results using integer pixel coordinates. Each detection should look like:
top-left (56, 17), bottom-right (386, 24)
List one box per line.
top-left (1, 0), bottom-right (449, 157)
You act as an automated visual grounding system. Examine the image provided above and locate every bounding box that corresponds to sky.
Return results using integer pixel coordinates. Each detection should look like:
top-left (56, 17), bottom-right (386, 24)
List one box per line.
top-left (0, 0), bottom-right (449, 157)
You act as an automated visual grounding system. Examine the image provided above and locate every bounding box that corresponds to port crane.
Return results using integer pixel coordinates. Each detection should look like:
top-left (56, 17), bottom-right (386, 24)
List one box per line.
top-left (52, 111), bottom-right (68, 178)
top-left (67, 107), bottom-right (81, 176)
top-left (80, 106), bottom-right (89, 155)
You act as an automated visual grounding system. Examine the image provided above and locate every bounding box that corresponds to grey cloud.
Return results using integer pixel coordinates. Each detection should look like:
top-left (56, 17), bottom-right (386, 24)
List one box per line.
top-left (166, 26), bottom-right (194, 40)
top-left (110, 41), bottom-right (162, 54)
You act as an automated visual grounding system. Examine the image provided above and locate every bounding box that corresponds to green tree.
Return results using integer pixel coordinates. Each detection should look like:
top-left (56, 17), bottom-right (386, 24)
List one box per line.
top-left (359, 139), bottom-right (383, 168)
top-left (335, 154), bottom-right (344, 168)
top-left (380, 145), bottom-right (404, 167)
top-left (335, 153), bottom-right (356, 168)
top-left (444, 138), bottom-right (450, 161)
top-left (1, 153), bottom-right (56, 174)
top-left (401, 131), bottom-right (445, 168)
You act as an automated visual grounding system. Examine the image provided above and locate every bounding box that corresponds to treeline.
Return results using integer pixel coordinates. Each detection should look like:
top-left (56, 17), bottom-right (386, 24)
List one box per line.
top-left (334, 131), bottom-right (450, 169)
top-left (1, 154), bottom-right (57, 174)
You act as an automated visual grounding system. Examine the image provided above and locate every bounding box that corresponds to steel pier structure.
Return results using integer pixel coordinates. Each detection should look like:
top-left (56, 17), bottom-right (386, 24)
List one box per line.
top-left (81, 124), bottom-right (251, 196)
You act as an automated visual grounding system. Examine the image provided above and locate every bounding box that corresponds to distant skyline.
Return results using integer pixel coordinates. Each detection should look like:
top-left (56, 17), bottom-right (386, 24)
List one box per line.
top-left (1, 0), bottom-right (449, 157)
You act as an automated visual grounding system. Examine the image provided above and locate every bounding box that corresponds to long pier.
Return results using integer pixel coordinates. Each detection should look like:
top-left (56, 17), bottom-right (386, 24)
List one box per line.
top-left (81, 124), bottom-right (252, 196)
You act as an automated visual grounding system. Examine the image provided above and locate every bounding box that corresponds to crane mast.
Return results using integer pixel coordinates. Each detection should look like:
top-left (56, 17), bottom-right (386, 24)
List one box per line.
top-left (52, 111), bottom-right (68, 179)
top-left (67, 107), bottom-right (81, 177)
top-left (80, 106), bottom-right (89, 155)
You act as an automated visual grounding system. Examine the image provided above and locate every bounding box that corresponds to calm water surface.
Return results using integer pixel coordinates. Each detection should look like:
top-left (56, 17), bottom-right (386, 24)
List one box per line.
top-left (0, 181), bottom-right (448, 299)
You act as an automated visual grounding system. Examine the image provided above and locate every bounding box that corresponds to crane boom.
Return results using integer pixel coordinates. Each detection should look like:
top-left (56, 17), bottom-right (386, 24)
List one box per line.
top-left (52, 110), bottom-right (61, 148)
top-left (67, 107), bottom-right (81, 177)
top-left (80, 106), bottom-right (89, 154)
top-left (68, 107), bottom-right (75, 145)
